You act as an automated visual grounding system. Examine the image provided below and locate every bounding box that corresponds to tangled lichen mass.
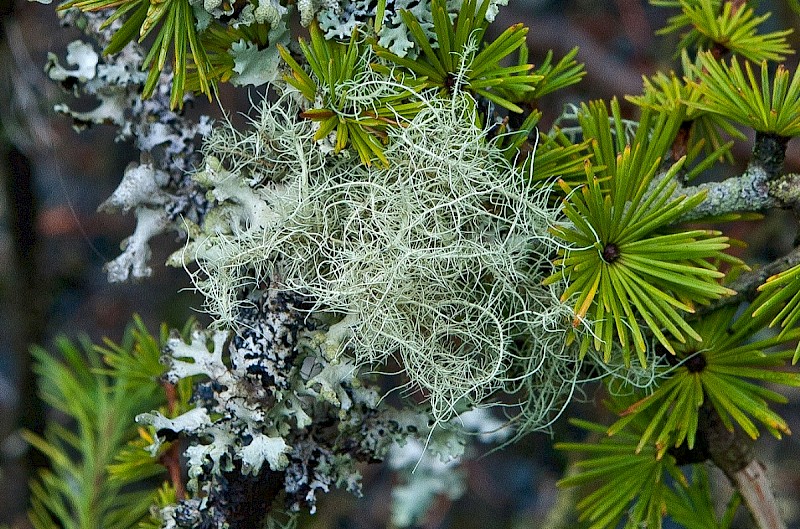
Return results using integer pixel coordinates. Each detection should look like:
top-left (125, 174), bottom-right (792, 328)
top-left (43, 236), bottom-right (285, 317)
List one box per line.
top-left (180, 88), bottom-right (580, 430)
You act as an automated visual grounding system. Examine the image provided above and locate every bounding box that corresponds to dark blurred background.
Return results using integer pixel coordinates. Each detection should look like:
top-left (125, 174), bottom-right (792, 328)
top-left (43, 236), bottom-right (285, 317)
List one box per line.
top-left (1, 1), bottom-right (800, 527)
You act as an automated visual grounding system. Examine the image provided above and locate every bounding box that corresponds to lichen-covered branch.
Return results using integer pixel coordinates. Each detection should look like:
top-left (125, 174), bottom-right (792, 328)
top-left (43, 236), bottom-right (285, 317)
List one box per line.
top-left (47, 10), bottom-right (211, 282)
top-left (678, 133), bottom-right (795, 222)
top-left (678, 163), bottom-right (772, 221)
top-left (768, 172), bottom-right (800, 211)
top-left (678, 168), bottom-right (800, 221)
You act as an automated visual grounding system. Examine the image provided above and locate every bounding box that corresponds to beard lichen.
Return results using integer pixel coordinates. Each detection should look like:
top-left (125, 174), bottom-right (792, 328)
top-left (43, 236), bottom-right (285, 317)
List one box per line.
top-left (178, 86), bottom-right (582, 432)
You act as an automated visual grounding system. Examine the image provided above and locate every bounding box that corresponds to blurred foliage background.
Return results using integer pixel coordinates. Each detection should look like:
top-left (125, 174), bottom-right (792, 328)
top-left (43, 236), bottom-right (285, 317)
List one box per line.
top-left (1, 0), bottom-right (800, 527)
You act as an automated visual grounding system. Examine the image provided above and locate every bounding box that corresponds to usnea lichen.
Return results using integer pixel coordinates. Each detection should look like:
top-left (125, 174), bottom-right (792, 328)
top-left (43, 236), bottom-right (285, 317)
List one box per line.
top-left (174, 85), bottom-right (580, 432)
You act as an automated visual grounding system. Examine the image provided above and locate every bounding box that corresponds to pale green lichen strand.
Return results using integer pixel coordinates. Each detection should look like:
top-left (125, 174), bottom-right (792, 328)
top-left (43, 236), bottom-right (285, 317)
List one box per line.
top-left (180, 87), bottom-right (580, 432)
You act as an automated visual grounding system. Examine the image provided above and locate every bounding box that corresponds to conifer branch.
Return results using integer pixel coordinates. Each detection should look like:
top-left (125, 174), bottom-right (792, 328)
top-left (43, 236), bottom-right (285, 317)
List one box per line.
top-left (702, 245), bottom-right (800, 313)
top-left (700, 403), bottom-right (786, 529)
top-left (677, 132), bottom-right (793, 221)
top-left (730, 460), bottom-right (786, 529)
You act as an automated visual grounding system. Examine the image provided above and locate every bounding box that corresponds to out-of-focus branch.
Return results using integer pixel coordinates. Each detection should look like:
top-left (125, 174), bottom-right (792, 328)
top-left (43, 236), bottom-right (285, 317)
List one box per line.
top-left (0, 15), bottom-right (49, 525)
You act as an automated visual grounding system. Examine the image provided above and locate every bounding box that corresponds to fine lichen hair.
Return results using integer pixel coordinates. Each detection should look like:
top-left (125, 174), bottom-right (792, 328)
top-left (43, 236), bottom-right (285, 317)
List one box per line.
top-left (181, 87), bottom-right (582, 431)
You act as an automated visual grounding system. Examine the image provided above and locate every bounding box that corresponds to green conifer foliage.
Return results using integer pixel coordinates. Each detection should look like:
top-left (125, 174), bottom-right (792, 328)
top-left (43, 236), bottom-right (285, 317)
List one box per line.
top-left (25, 317), bottom-right (192, 529)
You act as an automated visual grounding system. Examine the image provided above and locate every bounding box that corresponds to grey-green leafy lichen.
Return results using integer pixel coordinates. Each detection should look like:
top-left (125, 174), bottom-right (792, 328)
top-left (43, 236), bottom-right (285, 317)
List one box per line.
top-left (140, 287), bottom-right (406, 525)
top-left (315, 0), bottom-right (508, 56)
top-left (46, 10), bottom-right (212, 282)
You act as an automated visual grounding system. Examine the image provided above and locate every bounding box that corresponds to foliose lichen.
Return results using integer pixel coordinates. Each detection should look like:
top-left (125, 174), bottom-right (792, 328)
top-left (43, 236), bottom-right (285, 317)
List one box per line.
top-left (46, 10), bottom-right (212, 282)
top-left (315, 0), bottom-right (509, 57)
top-left (140, 287), bottom-right (423, 527)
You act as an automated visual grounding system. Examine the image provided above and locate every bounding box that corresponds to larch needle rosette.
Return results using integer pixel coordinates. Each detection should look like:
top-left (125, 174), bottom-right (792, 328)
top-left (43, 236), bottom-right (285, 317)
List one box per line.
top-left (545, 99), bottom-right (740, 366)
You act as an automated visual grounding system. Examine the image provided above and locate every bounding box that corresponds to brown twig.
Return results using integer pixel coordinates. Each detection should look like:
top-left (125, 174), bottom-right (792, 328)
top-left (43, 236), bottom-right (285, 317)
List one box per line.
top-left (160, 440), bottom-right (187, 501)
top-left (700, 244), bottom-right (800, 316)
top-left (670, 403), bottom-right (786, 529)
top-left (701, 402), bottom-right (786, 529)
top-left (160, 381), bottom-right (186, 500)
